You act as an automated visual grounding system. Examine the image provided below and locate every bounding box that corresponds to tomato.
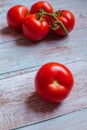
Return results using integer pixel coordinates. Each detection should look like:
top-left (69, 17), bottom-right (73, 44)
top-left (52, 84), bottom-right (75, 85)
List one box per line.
top-left (35, 62), bottom-right (74, 103)
top-left (54, 10), bottom-right (75, 35)
top-left (22, 14), bottom-right (49, 41)
top-left (7, 5), bottom-right (29, 31)
top-left (30, 1), bottom-right (54, 14)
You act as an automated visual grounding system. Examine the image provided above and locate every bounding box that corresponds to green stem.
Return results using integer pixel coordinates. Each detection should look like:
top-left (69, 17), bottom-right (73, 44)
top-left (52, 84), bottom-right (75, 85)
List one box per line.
top-left (38, 10), bottom-right (68, 35)
top-left (53, 14), bottom-right (68, 35)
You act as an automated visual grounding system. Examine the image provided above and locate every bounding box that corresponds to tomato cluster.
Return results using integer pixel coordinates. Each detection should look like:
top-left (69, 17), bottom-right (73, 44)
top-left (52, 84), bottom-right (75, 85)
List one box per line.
top-left (7, 1), bottom-right (75, 41)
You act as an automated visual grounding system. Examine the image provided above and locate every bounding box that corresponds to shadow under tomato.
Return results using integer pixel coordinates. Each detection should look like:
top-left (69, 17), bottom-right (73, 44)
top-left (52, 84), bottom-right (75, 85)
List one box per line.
top-left (1, 26), bottom-right (36, 46)
top-left (25, 92), bottom-right (62, 113)
top-left (15, 37), bottom-right (41, 47)
top-left (45, 32), bottom-right (68, 44)
top-left (1, 26), bottom-right (68, 46)
top-left (1, 26), bottom-right (23, 37)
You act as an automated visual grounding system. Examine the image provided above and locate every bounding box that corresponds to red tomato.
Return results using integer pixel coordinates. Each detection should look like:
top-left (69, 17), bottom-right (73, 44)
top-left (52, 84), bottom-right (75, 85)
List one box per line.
top-left (54, 10), bottom-right (75, 36)
top-left (35, 62), bottom-right (74, 103)
top-left (7, 5), bottom-right (29, 31)
top-left (22, 14), bottom-right (49, 41)
top-left (30, 1), bottom-right (54, 14)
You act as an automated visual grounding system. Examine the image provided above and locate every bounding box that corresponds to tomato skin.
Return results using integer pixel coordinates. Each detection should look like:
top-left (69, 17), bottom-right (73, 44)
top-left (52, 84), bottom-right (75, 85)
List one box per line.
top-left (30, 1), bottom-right (54, 14)
top-left (7, 5), bottom-right (29, 31)
top-left (35, 62), bottom-right (74, 103)
top-left (54, 10), bottom-right (75, 35)
top-left (22, 14), bottom-right (49, 41)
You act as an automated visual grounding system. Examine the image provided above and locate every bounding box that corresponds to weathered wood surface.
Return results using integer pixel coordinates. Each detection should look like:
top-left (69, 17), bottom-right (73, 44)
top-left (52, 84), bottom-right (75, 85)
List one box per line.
top-left (0, 28), bottom-right (87, 78)
top-left (0, 0), bottom-right (87, 130)
top-left (17, 108), bottom-right (87, 130)
top-left (0, 59), bottom-right (87, 130)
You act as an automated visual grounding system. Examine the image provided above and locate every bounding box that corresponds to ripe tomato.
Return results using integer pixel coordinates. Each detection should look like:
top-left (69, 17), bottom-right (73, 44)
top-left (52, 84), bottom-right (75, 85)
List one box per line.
top-left (30, 1), bottom-right (54, 14)
top-left (7, 5), bottom-right (29, 31)
top-left (22, 14), bottom-right (49, 41)
top-left (35, 62), bottom-right (74, 103)
top-left (54, 10), bottom-right (75, 36)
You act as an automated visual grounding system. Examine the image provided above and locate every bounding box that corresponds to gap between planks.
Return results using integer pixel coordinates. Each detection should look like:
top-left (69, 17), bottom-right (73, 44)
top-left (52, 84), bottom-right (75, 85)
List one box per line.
top-left (15, 107), bottom-right (87, 130)
top-left (0, 57), bottom-right (87, 80)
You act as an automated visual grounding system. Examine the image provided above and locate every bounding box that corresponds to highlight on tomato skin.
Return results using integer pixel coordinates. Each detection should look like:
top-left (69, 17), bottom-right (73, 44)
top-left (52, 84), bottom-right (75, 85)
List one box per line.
top-left (35, 62), bottom-right (74, 103)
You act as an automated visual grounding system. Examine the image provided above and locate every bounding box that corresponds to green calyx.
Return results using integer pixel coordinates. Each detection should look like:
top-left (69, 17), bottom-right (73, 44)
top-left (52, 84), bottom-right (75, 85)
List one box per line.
top-left (53, 80), bottom-right (58, 85)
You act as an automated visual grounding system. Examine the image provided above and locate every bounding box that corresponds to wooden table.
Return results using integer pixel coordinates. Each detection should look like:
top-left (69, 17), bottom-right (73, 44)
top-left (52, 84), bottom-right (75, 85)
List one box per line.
top-left (0, 0), bottom-right (87, 130)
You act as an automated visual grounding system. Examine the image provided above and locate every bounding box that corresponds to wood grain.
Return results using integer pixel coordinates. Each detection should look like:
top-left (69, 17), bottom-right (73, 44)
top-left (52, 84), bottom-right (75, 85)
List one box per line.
top-left (0, 28), bottom-right (87, 79)
top-left (0, 0), bottom-right (87, 129)
top-left (16, 108), bottom-right (87, 130)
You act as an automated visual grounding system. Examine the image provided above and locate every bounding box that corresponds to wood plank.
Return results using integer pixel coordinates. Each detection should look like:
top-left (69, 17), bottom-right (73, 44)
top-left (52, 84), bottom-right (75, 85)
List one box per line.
top-left (17, 108), bottom-right (87, 130)
top-left (0, 60), bottom-right (87, 129)
top-left (16, 108), bottom-right (87, 130)
top-left (0, 28), bottom-right (87, 78)
top-left (0, 0), bottom-right (87, 43)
